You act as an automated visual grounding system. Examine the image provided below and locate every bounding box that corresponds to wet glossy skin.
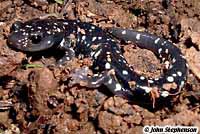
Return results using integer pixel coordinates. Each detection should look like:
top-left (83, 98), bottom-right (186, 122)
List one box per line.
top-left (8, 19), bottom-right (187, 100)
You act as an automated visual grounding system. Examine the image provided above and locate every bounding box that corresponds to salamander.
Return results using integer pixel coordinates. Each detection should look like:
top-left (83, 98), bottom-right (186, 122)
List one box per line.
top-left (8, 19), bottom-right (187, 101)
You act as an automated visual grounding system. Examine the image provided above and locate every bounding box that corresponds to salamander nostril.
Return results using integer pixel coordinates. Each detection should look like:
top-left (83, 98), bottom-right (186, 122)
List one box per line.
top-left (30, 34), bottom-right (42, 44)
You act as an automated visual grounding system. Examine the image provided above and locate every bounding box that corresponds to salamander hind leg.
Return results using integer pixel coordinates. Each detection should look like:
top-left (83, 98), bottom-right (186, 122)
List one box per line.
top-left (69, 67), bottom-right (134, 98)
top-left (70, 67), bottom-right (112, 88)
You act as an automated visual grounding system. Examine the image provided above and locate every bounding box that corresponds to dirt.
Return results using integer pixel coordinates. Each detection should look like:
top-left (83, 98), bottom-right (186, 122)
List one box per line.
top-left (0, 0), bottom-right (200, 133)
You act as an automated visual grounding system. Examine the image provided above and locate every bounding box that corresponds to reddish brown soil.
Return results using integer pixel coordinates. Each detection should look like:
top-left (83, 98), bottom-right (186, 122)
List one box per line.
top-left (0, 0), bottom-right (200, 133)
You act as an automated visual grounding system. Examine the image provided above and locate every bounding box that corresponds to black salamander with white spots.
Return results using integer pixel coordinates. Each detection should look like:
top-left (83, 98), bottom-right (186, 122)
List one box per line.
top-left (8, 19), bottom-right (187, 100)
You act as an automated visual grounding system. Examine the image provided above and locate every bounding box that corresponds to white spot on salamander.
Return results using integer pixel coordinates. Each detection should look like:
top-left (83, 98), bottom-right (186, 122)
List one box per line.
top-left (164, 61), bottom-right (170, 69)
top-left (94, 49), bottom-right (102, 59)
top-left (91, 81), bottom-right (99, 85)
top-left (25, 25), bottom-right (32, 28)
top-left (105, 62), bottom-right (111, 69)
top-left (140, 76), bottom-right (145, 80)
top-left (161, 91), bottom-right (169, 97)
top-left (92, 37), bottom-right (97, 41)
top-left (107, 57), bottom-right (112, 62)
top-left (91, 26), bottom-right (95, 29)
top-left (154, 38), bottom-right (160, 44)
top-left (172, 58), bottom-right (176, 63)
top-left (180, 81), bottom-right (185, 88)
top-left (66, 57), bottom-right (70, 60)
top-left (60, 38), bottom-right (65, 47)
top-left (94, 74), bottom-right (99, 77)
top-left (90, 51), bottom-right (95, 57)
top-left (139, 85), bottom-right (152, 93)
top-left (116, 50), bottom-right (120, 53)
top-left (172, 74), bottom-right (177, 77)
top-left (167, 76), bottom-right (174, 82)
top-left (148, 79), bottom-right (154, 83)
top-left (63, 22), bottom-right (68, 25)
top-left (82, 36), bottom-right (86, 41)
top-left (136, 34), bottom-right (141, 40)
top-left (122, 30), bottom-right (126, 35)
top-left (114, 83), bottom-right (122, 91)
top-left (106, 52), bottom-right (111, 55)
top-left (161, 41), bottom-right (167, 46)
top-left (165, 49), bottom-right (168, 54)
top-left (158, 48), bottom-right (162, 54)
top-left (186, 63), bottom-right (189, 68)
top-left (57, 28), bottom-right (61, 32)
top-left (177, 71), bottom-right (182, 77)
top-left (47, 31), bottom-right (51, 34)
top-left (47, 40), bottom-right (51, 44)
top-left (98, 37), bottom-right (102, 40)
top-left (122, 70), bottom-right (128, 75)
top-left (54, 23), bottom-right (58, 25)
top-left (108, 79), bottom-right (112, 84)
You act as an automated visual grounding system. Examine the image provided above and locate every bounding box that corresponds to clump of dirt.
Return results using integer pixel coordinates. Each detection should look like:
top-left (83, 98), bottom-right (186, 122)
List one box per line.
top-left (0, 0), bottom-right (200, 133)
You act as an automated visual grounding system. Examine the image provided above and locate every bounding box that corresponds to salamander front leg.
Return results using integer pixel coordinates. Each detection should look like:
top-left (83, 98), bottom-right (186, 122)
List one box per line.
top-left (56, 48), bottom-right (75, 66)
top-left (56, 37), bottom-right (76, 66)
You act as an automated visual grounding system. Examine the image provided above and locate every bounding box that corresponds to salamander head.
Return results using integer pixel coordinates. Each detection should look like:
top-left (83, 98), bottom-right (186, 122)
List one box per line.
top-left (8, 19), bottom-right (65, 52)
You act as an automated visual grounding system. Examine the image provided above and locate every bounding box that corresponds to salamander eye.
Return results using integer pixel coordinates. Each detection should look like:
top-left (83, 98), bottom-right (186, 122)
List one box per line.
top-left (30, 34), bottom-right (42, 44)
top-left (11, 21), bottom-right (23, 32)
